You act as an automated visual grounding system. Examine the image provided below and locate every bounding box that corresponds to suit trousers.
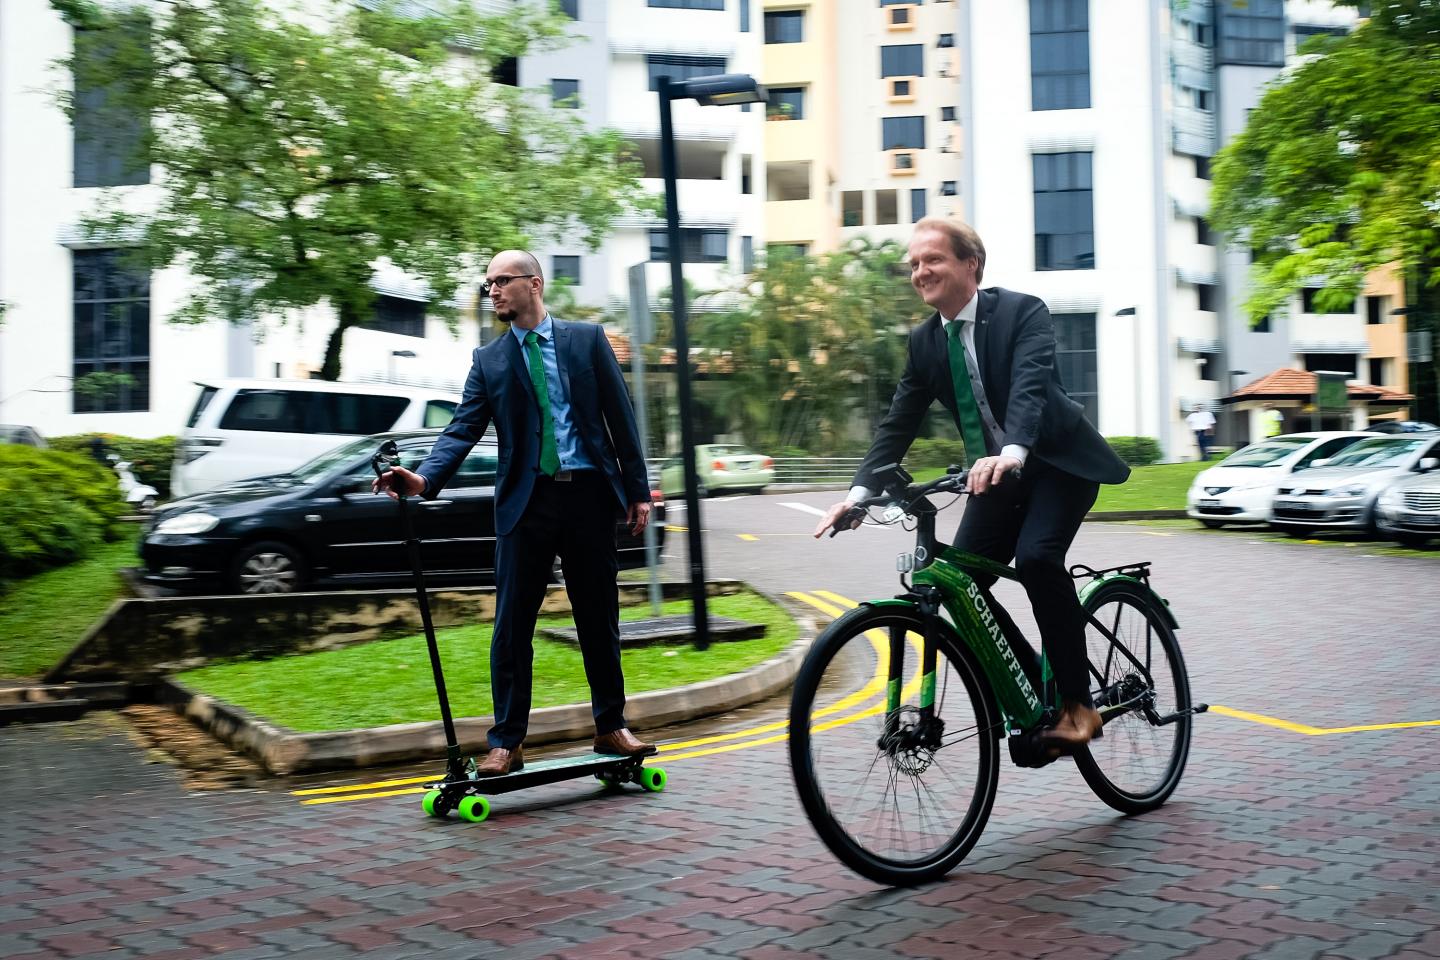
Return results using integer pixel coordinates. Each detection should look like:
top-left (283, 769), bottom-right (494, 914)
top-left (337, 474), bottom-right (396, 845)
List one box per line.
top-left (953, 458), bottom-right (1099, 707)
top-left (488, 471), bottom-right (627, 748)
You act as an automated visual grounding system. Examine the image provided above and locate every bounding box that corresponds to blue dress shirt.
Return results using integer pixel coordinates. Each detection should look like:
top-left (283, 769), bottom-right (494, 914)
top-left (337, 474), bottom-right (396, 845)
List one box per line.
top-left (511, 315), bottom-right (595, 472)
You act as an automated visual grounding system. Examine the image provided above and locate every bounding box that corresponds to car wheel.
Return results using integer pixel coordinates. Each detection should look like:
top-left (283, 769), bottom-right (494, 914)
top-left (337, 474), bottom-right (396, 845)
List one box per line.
top-left (1397, 534), bottom-right (1430, 549)
top-left (1199, 520), bottom-right (1226, 530)
top-left (228, 540), bottom-right (305, 594)
top-left (1281, 527), bottom-right (1312, 539)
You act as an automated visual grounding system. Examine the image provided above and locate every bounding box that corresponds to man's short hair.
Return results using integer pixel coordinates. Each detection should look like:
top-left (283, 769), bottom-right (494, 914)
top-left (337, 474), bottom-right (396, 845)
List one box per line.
top-left (915, 217), bottom-right (986, 283)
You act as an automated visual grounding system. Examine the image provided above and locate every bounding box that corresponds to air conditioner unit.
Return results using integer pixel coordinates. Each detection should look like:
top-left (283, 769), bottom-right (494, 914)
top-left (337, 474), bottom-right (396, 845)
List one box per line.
top-left (889, 150), bottom-right (918, 175)
top-left (887, 76), bottom-right (918, 103)
top-left (887, 4), bottom-right (916, 29)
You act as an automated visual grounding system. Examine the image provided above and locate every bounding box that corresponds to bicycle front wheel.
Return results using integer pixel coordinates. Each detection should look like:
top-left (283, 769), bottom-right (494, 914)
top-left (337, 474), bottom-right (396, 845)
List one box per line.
top-left (1076, 580), bottom-right (1193, 814)
top-left (788, 604), bottom-right (1001, 886)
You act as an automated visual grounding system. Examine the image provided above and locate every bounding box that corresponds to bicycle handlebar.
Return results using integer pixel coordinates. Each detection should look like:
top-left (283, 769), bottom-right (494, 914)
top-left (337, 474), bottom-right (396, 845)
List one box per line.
top-left (825, 466), bottom-right (1023, 537)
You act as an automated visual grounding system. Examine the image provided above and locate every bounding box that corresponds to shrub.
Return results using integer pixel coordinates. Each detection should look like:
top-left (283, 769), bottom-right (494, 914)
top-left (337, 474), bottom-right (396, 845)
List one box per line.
top-left (1106, 436), bottom-right (1163, 466)
top-left (0, 446), bottom-right (128, 582)
top-left (49, 433), bottom-right (177, 499)
top-left (907, 438), bottom-right (969, 470)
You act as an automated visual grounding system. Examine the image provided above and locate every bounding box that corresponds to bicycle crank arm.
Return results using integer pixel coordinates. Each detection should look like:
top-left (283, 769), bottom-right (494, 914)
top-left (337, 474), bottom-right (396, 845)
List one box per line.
top-left (1144, 703), bottom-right (1209, 726)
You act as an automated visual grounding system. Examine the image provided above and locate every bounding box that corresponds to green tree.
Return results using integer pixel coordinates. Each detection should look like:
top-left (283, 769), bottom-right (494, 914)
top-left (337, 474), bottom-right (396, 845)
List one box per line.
top-left (697, 239), bottom-right (922, 453)
top-left (50, 0), bottom-right (645, 380)
top-left (1210, 3), bottom-right (1440, 420)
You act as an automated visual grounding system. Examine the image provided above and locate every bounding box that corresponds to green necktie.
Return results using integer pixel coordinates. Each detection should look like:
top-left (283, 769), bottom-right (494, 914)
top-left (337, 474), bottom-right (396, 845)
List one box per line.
top-left (946, 321), bottom-right (991, 466)
top-left (524, 330), bottom-right (561, 476)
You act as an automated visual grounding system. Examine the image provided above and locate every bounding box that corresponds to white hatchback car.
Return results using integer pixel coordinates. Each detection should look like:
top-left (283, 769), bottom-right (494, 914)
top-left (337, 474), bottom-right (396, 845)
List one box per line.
top-left (1186, 431), bottom-right (1375, 528)
top-left (172, 379), bottom-right (461, 497)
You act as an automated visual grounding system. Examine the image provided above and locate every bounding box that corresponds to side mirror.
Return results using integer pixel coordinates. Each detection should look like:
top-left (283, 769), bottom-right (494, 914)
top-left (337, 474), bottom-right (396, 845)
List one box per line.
top-left (1420, 457), bottom-right (1439, 473)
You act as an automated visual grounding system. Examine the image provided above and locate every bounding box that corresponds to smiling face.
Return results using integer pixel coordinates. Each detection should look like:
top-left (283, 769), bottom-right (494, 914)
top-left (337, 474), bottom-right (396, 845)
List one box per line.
top-left (907, 227), bottom-right (979, 318)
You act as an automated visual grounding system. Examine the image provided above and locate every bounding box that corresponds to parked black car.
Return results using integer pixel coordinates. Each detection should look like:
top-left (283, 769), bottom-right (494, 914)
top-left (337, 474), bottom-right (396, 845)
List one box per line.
top-left (141, 430), bottom-right (665, 594)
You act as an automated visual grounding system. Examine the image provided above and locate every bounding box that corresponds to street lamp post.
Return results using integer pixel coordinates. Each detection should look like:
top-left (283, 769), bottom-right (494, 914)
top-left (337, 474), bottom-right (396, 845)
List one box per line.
top-left (1114, 307), bottom-right (1139, 436)
top-left (657, 73), bottom-right (767, 651)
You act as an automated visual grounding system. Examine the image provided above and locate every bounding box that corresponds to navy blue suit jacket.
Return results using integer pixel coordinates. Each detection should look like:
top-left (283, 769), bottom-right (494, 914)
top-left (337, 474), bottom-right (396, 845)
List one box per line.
top-left (855, 287), bottom-right (1131, 488)
top-left (416, 319), bottom-right (651, 536)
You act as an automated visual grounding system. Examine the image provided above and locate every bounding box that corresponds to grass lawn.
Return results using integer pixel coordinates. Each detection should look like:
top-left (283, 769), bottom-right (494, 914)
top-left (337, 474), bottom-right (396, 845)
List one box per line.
top-left (177, 591), bottom-right (798, 732)
top-left (0, 528), bottom-right (140, 680)
top-left (914, 460), bottom-right (1206, 511)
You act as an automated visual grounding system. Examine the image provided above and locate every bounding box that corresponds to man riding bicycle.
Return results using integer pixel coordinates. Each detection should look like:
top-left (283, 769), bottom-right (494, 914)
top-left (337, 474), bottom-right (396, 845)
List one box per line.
top-left (815, 217), bottom-right (1131, 750)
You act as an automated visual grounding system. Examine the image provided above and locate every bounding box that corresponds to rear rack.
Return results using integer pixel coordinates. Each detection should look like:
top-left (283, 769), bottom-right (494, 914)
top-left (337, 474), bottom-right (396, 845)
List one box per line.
top-left (1069, 561), bottom-right (1153, 584)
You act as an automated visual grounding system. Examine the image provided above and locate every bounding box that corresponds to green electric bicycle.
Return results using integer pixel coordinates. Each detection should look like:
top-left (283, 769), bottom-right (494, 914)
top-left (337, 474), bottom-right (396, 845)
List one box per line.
top-left (789, 464), bottom-right (1207, 886)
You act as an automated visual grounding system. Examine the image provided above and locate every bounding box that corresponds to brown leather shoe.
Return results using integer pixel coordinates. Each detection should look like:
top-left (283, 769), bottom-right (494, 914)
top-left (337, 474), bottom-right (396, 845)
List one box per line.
top-left (593, 727), bottom-right (655, 757)
top-left (1042, 703), bottom-right (1104, 749)
top-left (474, 746), bottom-right (524, 777)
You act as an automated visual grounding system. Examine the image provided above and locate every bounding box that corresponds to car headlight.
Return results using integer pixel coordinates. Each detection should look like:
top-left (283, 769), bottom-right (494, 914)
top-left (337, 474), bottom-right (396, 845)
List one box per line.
top-left (154, 512), bottom-right (220, 535)
top-left (1323, 484), bottom-right (1368, 498)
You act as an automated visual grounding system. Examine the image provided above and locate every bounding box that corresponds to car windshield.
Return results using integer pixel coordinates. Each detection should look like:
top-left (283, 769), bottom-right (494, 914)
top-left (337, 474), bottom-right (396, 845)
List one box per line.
top-left (1220, 437), bottom-right (1309, 467)
top-left (1324, 437), bottom-right (1428, 469)
top-left (290, 437), bottom-right (384, 485)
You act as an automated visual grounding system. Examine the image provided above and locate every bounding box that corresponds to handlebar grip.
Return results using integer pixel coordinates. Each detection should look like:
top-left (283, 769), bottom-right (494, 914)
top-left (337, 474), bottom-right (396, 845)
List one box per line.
top-left (828, 507), bottom-right (864, 536)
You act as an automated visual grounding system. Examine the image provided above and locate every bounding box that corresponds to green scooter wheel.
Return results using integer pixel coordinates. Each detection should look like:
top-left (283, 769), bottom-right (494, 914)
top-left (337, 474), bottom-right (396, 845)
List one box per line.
top-left (421, 790), bottom-right (447, 818)
top-left (456, 795), bottom-right (490, 823)
top-left (638, 767), bottom-right (667, 792)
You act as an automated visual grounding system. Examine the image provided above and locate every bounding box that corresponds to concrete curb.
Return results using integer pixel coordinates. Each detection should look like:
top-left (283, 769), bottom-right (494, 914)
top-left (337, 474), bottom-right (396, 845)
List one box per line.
top-left (158, 600), bottom-right (819, 777)
top-left (1086, 509), bottom-right (1188, 521)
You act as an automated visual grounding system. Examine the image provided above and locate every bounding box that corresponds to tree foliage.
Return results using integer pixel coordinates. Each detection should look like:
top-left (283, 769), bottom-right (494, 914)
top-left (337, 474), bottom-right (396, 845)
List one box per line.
top-left (50, 0), bottom-right (646, 379)
top-left (1210, 4), bottom-right (1440, 418)
top-left (691, 239), bottom-right (926, 453)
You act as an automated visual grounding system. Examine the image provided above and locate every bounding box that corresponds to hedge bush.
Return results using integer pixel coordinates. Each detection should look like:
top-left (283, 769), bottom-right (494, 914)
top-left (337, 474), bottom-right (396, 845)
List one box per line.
top-left (907, 438), bottom-right (969, 470)
top-left (0, 446), bottom-right (128, 582)
top-left (49, 433), bottom-right (177, 499)
top-left (1106, 436), bottom-right (1163, 466)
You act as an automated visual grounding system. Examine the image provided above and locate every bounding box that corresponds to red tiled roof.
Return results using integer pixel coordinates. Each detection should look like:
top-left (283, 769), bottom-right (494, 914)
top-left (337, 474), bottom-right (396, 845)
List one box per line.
top-left (1231, 368), bottom-right (1413, 402)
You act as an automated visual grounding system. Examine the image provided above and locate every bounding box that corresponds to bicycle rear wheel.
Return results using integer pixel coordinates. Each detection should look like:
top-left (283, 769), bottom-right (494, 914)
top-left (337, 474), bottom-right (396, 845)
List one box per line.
top-left (1075, 581), bottom-right (1193, 814)
top-left (788, 604), bottom-right (1001, 886)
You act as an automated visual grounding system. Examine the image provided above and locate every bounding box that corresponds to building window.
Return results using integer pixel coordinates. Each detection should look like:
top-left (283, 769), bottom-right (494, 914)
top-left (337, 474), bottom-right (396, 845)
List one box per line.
top-left (1197, 283), bottom-right (1218, 312)
top-left (1216, 0), bottom-right (1284, 66)
top-left (764, 9), bottom-right (803, 43)
top-left (940, 105), bottom-right (957, 121)
top-left (882, 115), bottom-right (925, 150)
top-left (73, 24), bottom-right (151, 188)
top-left (842, 190), bottom-right (864, 227)
top-left (767, 242), bottom-right (809, 261)
top-left (891, 79), bottom-right (913, 97)
top-left (911, 187), bottom-right (927, 222)
top-left (876, 189), bottom-right (899, 225)
top-left (740, 0), bottom-right (750, 31)
top-left (741, 154), bottom-right (752, 194)
top-left (1254, 313), bottom-right (1272, 333)
top-left (1301, 288), bottom-right (1355, 314)
top-left (1366, 295), bottom-right (1385, 325)
top-left (551, 78), bottom-right (580, 107)
top-left (557, 0), bottom-right (579, 18)
top-left (1194, 154), bottom-right (1211, 179)
top-left (940, 180), bottom-right (957, 196)
top-left (649, 228), bottom-right (729, 263)
top-left (938, 33), bottom-right (955, 48)
top-left (891, 6), bottom-right (911, 23)
top-left (741, 235), bottom-right (754, 272)
top-left (767, 86), bottom-right (806, 120)
top-left (1030, 0), bottom-right (1090, 111)
top-left (648, 0), bottom-right (725, 9)
top-left (491, 57), bottom-right (518, 86)
top-left (72, 249), bottom-right (150, 412)
top-left (1182, 86), bottom-right (1212, 111)
top-left (647, 55), bottom-right (728, 91)
top-left (1198, 355), bottom-right (1219, 381)
top-left (1189, 20), bottom-right (1212, 46)
top-left (552, 255), bottom-right (581, 285)
top-left (1053, 312), bottom-right (1098, 425)
top-left (369, 294), bottom-right (426, 338)
top-left (1196, 217), bottom-right (1215, 246)
top-left (1369, 358), bottom-right (1386, 385)
top-left (881, 44), bottom-right (924, 77)
top-left (1033, 151), bottom-right (1094, 271)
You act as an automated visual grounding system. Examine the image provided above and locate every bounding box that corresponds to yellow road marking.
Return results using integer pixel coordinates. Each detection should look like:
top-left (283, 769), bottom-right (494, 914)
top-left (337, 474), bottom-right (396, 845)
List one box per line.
top-left (666, 525), bottom-right (687, 532)
top-left (737, 534), bottom-right (758, 541)
top-left (1209, 704), bottom-right (1440, 736)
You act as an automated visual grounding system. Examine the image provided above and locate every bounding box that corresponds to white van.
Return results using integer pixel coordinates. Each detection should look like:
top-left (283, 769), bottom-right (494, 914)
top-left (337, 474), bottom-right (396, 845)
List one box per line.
top-left (172, 378), bottom-right (462, 497)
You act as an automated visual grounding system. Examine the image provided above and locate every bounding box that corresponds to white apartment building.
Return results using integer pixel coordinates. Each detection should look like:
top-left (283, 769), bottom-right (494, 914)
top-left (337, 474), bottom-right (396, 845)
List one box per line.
top-left (521, 0), bottom-right (765, 321)
top-left (959, 0), bottom-right (1402, 459)
top-left (0, 0), bottom-right (762, 440)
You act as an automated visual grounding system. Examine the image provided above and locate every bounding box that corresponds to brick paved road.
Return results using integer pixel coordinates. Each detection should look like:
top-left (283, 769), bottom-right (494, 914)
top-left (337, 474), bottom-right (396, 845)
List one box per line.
top-left (2, 505), bottom-right (1437, 960)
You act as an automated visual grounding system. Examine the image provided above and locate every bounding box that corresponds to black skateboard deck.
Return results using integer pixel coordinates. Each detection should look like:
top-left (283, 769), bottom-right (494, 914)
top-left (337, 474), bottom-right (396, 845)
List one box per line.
top-left (420, 747), bottom-right (665, 822)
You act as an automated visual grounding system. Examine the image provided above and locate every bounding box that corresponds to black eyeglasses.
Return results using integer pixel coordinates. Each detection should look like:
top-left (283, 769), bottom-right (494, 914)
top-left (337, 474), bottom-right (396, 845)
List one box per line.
top-left (481, 274), bottom-right (536, 297)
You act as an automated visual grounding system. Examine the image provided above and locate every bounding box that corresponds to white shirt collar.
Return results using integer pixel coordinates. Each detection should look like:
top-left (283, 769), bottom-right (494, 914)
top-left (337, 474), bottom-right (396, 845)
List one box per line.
top-left (939, 291), bottom-right (979, 327)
